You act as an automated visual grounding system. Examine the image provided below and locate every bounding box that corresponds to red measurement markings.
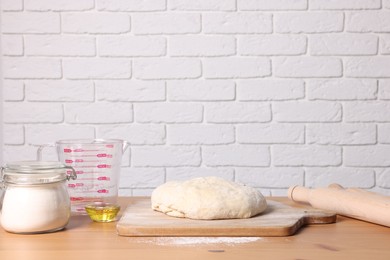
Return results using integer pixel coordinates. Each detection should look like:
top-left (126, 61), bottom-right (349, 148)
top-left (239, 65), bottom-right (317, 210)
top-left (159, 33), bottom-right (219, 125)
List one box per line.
top-left (70, 197), bottom-right (85, 201)
top-left (97, 189), bottom-right (109, 193)
top-left (97, 153), bottom-right (112, 158)
top-left (63, 148), bottom-right (103, 153)
top-left (74, 178), bottom-right (96, 181)
top-left (65, 159), bottom-right (84, 163)
top-left (64, 148), bottom-right (85, 153)
top-left (68, 183), bottom-right (85, 188)
top-left (68, 154), bottom-right (112, 158)
top-left (97, 176), bottom-right (110, 181)
top-left (97, 164), bottom-right (111, 168)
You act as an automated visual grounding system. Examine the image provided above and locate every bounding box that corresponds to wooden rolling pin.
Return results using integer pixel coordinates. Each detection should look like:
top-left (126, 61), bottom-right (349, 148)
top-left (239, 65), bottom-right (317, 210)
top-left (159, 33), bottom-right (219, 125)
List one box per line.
top-left (288, 184), bottom-right (390, 227)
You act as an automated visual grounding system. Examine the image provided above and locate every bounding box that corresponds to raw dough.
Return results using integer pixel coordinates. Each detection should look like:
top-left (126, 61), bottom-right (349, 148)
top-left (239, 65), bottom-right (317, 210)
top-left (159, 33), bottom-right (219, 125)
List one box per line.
top-left (151, 176), bottom-right (267, 220)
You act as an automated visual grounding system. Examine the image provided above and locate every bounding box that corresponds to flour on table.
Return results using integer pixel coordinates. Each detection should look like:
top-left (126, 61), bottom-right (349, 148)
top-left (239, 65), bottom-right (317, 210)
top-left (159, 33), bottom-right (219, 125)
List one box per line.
top-left (134, 237), bottom-right (262, 246)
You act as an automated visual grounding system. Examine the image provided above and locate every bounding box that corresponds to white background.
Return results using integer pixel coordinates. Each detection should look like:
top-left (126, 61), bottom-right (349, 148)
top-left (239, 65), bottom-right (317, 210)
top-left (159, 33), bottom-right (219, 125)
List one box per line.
top-left (1, 0), bottom-right (390, 196)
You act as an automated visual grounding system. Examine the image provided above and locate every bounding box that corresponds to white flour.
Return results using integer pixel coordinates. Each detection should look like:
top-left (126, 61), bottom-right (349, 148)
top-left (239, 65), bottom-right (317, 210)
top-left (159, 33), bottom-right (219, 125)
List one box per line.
top-left (134, 237), bottom-right (262, 246)
top-left (1, 184), bottom-right (70, 233)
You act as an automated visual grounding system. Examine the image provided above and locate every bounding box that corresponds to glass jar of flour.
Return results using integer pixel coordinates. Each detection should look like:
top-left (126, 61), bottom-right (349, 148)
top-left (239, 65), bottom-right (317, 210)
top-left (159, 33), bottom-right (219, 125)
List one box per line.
top-left (0, 161), bottom-right (77, 234)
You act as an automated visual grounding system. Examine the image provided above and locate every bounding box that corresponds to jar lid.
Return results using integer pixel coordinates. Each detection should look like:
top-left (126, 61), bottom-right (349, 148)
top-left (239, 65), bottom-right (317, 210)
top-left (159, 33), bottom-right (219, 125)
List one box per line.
top-left (1, 161), bottom-right (77, 185)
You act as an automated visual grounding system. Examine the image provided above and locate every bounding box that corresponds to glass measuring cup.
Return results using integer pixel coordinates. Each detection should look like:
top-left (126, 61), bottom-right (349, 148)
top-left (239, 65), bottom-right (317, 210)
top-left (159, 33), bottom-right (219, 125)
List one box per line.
top-left (37, 139), bottom-right (129, 215)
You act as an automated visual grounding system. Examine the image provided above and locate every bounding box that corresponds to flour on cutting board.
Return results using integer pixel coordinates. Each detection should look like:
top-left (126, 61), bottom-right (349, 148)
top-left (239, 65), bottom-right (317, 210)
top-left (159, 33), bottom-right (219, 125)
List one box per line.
top-left (134, 237), bottom-right (262, 246)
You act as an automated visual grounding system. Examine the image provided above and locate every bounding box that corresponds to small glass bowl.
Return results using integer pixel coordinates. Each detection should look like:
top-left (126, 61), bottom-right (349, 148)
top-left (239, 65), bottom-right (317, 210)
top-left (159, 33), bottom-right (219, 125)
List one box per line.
top-left (85, 202), bottom-right (121, 223)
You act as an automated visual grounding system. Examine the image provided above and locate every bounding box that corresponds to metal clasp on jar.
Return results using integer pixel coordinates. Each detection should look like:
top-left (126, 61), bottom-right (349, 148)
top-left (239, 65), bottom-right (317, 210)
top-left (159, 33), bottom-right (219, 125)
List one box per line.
top-left (65, 166), bottom-right (77, 181)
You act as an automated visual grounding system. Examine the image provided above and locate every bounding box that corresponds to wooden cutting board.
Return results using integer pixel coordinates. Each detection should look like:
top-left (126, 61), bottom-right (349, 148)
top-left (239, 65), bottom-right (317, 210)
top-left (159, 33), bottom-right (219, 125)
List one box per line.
top-left (116, 198), bottom-right (336, 237)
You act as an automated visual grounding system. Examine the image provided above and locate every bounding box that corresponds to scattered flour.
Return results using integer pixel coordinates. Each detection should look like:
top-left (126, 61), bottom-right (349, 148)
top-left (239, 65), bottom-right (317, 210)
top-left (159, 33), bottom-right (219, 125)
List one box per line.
top-left (134, 237), bottom-right (262, 246)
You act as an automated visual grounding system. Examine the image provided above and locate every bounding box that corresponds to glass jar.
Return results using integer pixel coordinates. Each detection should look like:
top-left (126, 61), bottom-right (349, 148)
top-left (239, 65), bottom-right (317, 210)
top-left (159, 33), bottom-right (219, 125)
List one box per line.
top-left (0, 161), bottom-right (77, 234)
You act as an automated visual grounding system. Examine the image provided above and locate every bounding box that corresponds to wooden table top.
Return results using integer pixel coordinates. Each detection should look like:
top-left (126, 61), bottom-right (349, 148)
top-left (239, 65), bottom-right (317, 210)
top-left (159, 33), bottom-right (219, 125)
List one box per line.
top-left (1, 197), bottom-right (390, 260)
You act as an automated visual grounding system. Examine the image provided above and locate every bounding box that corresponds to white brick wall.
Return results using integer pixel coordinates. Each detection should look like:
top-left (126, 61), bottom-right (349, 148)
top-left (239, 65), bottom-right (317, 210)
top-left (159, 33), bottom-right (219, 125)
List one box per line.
top-left (1, 0), bottom-right (390, 196)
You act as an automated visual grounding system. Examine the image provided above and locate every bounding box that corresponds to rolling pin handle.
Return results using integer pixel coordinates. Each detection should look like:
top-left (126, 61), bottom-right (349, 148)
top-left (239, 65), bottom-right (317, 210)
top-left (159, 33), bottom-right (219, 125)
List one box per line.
top-left (288, 186), bottom-right (310, 204)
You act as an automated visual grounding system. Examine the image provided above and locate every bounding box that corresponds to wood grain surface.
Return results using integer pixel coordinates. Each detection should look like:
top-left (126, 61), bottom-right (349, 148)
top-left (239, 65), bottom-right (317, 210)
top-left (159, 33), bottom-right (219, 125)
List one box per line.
top-left (116, 198), bottom-right (336, 237)
top-left (2, 197), bottom-right (390, 260)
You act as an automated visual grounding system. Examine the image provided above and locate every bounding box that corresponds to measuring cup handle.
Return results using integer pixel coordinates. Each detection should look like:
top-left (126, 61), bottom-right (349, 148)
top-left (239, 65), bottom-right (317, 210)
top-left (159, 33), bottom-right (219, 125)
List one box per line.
top-left (122, 140), bottom-right (130, 153)
top-left (36, 143), bottom-right (56, 161)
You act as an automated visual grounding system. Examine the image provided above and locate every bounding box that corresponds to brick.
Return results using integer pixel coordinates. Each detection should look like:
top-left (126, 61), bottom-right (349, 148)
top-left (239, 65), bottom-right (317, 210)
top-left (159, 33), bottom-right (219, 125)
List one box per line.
top-left (3, 102), bottom-right (63, 123)
top-left (310, 34), bottom-right (378, 55)
top-left (135, 103), bottom-right (203, 123)
top-left (2, 35), bottom-right (23, 56)
top-left (3, 80), bottom-right (24, 101)
top-left (3, 145), bottom-right (42, 162)
top-left (307, 79), bottom-right (377, 100)
top-left (379, 80), bottom-right (390, 100)
top-left (269, 189), bottom-right (287, 197)
top-left (237, 123), bottom-right (304, 144)
top-left (345, 57), bottom-right (390, 78)
top-left (168, 80), bottom-right (235, 101)
top-left (167, 124), bottom-right (234, 145)
top-left (205, 102), bottom-right (271, 123)
top-left (380, 35), bottom-right (390, 54)
top-left (169, 36), bottom-right (235, 57)
top-left (344, 102), bottom-right (390, 122)
top-left (119, 168), bottom-right (165, 188)
top-left (203, 13), bottom-right (272, 34)
top-left (377, 169), bottom-right (390, 188)
top-left (96, 80), bottom-right (165, 102)
top-left (203, 145), bottom-right (270, 167)
top-left (344, 146), bottom-right (390, 167)
top-left (346, 11), bottom-right (390, 32)
top-left (133, 58), bottom-right (201, 80)
top-left (26, 125), bottom-right (95, 145)
top-left (377, 125), bottom-right (390, 144)
top-left (98, 36), bottom-right (166, 57)
top-left (307, 123), bottom-right (376, 145)
top-left (310, 0), bottom-right (380, 10)
top-left (166, 167), bottom-right (234, 181)
top-left (62, 13), bottom-right (130, 34)
top-left (238, 0), bottom-right (307, 10)
top-left (64, 103), bottom-right (133, 123)
top-left (273, 57), bottom-right (342, 78)
top-left (96, 124), bottom-right (165, 145)
top-left (3, 58), bottom-right (61, 79)
top-left (132, 13), bottom-right (201, 34)
top-left (132, 146), bottom-right (201, 167)
top-left (25, 35), bottom-right (96, 56)
top-left (1, 12), bottom-right (60, 34)
top-left (305, 168), bottom-right (375, 188)
top-left (365, 187), bottom-right (390, 196)
top-left (273, 101), bottom-right (342, 122)
top-left (97, 0), bottom-right (166, 11)
top-left (235, 168), bottom-right (304, 188)
top-left (25, 80), bottom-right (94, 102)
top-left (63, 59), bottom-right (131, 79)
top-left (275, 12), bottom-right (343, 33)
top-left (239, 35), bottom-right (306, 56)
top-left (131, 189), bottom-right (155, 196)
top-left (273, 145), bottom-right (342, 166)
top-left (25, 0), bottom-right (94, 10)
top-left (1, 0), bottom-right (23, 10)
top-left (4, 125), bottom-right (24, 145)
top-left (237, 79), bottom-right (305, 101)
top-left (203, 58), bottom-right (271, 79)
top-left (170, 0), bottom-right (235, 10)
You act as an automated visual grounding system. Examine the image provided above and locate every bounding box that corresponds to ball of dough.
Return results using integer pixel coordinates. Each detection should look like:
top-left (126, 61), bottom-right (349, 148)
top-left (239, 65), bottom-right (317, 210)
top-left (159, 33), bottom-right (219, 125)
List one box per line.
top-left (151, 176), bottom-right (267, 220)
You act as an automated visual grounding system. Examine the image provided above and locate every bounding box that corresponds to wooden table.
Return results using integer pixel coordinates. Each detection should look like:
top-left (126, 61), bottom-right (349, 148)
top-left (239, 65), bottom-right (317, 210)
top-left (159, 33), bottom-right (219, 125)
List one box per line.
top-left (1, 197), bottom-right (390, 260)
